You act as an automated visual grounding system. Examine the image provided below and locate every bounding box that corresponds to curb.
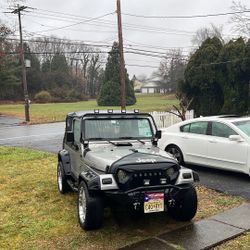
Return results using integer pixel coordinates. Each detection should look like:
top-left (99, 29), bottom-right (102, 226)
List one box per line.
top-left (118, 203), bottom-right (250, 250)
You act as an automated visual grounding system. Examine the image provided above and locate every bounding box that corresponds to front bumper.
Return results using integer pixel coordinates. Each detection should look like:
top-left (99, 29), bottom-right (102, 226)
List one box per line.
top-left (104, 183), bottom-right (193, 212)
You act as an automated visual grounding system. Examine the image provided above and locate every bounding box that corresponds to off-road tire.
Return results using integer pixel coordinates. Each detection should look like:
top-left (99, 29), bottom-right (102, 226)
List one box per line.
top-left (166, 145), bottom-right (184, 165)
top-left (57, 161), bottom-right (71, 194)
top-left (77, 181), bottom-right (104, 230)
top-left (168, 185), bottom-right (198, 221)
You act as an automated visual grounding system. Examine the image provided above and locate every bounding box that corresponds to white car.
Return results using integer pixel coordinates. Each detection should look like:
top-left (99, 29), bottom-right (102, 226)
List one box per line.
top-left (158, 115), bottom-right (250, 176)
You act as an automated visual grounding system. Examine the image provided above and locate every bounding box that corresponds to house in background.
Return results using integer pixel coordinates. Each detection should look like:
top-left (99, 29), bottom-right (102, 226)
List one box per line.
top-left (133, 79), bottom-right (144, 93)
top-left (132, 76), bottom-right (166, 94)
top-left (141, 81), bottom-right (165, 94)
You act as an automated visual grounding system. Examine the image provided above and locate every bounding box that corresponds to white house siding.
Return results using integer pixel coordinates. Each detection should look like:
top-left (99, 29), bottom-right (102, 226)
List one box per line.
top-left (141, 87), bottom-right (155, 94)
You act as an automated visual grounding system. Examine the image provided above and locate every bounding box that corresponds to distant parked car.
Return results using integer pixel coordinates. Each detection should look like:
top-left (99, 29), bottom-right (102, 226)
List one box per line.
top-left (158, 115), bottom-right (250, 176)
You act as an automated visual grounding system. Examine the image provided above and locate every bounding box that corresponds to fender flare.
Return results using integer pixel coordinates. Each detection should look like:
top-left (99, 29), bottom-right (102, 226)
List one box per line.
top-left (79, 172), bottom-right (101, 191)
top-left (58, 149), bottom-right (71, 175)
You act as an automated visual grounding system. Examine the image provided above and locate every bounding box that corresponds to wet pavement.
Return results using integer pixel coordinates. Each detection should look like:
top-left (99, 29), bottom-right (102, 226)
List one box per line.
top-left (120, 203), bottom-right (250, 250)
top-left (187, 164), bottom-right (250, 200)
top-left (0, 120), bottom-right (64, 153)
top-left (0, 115), bottom-right (23, 127)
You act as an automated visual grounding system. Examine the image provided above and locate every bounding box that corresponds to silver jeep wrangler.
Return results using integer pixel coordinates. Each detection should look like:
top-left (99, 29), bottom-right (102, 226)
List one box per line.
top-left (57, 110), bottom-right (199, 230)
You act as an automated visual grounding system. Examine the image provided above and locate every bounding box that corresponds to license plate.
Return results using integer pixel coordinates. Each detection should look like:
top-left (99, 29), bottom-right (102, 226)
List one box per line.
top-left (144, 192), bottom-right (164, 213)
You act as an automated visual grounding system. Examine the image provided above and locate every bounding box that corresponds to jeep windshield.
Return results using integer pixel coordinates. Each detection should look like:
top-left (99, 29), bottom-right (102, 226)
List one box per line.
top-left (84, 118), bottom-right (153, 140)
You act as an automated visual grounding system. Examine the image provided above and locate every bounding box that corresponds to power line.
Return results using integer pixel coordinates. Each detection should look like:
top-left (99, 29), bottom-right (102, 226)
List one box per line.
top-left (5, 37), bottom-right (113, 49)
top-left (124, 38), bottom-right (198, 50)
top-left (6, 35), bottom-right (197, 53)
top-left (4, 49), bottom-right (250, 68)
top-left (122, 9), bottom-right (250, 19)
top-left (4, 37), bottom-right (192, 57)
top-left (66, 57), bottom-right (159, 68)
top-left (23, 18), bottom-right (117, 34)
top-left (34, 11), bottom-right (116, 33)
top-left (17, 7), bottom-right (196, 36)
top-left (25, 13), bottom-right (194, 36)
top-left (125, 47), bottom-right (189, 57)
top-left (32, 7), bottom-right (196, 34)
top-left (125, 64), bottom-right (159, 69)
top-left (198, 57), bottom-right (250, 66)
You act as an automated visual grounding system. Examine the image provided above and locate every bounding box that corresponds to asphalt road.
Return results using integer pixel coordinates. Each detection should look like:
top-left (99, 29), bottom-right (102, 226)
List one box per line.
top-left (0, 117), bottom-right (64, 153)
top-left (0, 117), bottom-right (249, 200)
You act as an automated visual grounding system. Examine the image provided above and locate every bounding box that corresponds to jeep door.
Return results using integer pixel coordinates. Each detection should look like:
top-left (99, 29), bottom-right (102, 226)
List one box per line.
top-left (68, 119), bottom-right (82, 178)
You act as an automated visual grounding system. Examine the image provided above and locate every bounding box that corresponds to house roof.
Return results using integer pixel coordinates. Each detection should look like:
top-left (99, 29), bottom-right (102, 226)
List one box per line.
top-left (141, 81), bottom-right (160, 88)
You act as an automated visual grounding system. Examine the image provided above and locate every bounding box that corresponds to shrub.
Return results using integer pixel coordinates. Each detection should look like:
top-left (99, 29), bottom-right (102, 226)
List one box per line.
top-left (65, 89), bottom-right (88, 102)
top-left (34, 91), bottom-right (52, 103)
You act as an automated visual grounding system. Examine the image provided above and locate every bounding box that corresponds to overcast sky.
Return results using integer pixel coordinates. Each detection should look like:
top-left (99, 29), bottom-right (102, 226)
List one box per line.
top-left (1, 0), bottom-right (249, 78)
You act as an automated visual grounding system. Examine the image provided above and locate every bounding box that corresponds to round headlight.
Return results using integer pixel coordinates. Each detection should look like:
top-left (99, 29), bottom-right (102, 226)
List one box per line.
top-left (117, 170), bottom-right (130, 184)
top-left (166, 167), bottom-right (175, 176)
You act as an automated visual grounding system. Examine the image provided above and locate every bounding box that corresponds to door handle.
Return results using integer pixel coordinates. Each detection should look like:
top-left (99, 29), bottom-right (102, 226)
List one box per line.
top-left (209, 139), bottom-right (217, 143)
top-left (181, 136), bottom-right (188, 139)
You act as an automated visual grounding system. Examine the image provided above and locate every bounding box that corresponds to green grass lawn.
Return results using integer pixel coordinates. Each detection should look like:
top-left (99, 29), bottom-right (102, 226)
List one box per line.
top-left (0, 94), bottom-right (178, 124)
top-left (215, 232), bottom-right (250, 250)
top-left (0, 146), bottom-right (245, 250)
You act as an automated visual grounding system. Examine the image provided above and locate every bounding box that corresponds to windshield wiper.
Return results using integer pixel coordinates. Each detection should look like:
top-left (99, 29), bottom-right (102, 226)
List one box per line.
top-left (88, 137), bottom-right (104, 140)
top-left (118, 137), bottom-right (145, 144)
top-left (89, 138), bottom-right (116, 145)
top-left (108, 140), bottom-right (116, 146)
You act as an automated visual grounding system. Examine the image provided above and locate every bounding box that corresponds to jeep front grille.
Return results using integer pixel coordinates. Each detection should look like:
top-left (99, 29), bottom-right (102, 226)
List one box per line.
top-left (115, 167), bottom-right (179, 191)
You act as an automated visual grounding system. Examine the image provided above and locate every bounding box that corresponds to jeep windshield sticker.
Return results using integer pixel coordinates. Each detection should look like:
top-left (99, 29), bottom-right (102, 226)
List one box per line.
top-left (138, 119), bottom-right (153, 137)
top-left (136, 158), bottom-right (156, 163)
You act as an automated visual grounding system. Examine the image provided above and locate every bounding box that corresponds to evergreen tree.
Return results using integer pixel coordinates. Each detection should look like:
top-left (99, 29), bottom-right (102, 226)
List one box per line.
top-left (97, 42), bottom-right (136, 106)
top-left (182, 37), bottom-right (224, 116)
top-left (0, 22), bottom-right (21, 100)
top-left (218, 38), bottom-right (249, 115)
top-left (41, 59), bottom-right (51, 73)
top-left (244, 40), bottom-right (250, 113)
top-left (180, 37), bottom-right (249, 116)
top-left (51, 52), bottom-right (69, 73)
top-left (24, 43), bottom-right (42, 97)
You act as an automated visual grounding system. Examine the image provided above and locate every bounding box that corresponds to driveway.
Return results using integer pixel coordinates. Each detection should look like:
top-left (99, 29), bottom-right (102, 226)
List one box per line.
top-left (0, 118), bottom-right (249, 200)
top-left (0, 118), bottom-right (64, 153)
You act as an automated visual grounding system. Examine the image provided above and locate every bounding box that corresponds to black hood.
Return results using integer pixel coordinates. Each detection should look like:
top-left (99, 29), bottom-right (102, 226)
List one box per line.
top-left (109, 152), bottom-right (179, 173)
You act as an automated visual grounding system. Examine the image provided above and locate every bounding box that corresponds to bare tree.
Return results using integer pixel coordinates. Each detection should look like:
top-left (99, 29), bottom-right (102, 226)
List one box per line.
top-left (154, 49), bottom-right (187, 93)
top-left (191, 24), bottom-right (223, 46)
top-left (87, 52), bottom-right (103, 97)
top-left (230, 1), bottom-right (250, 36)
top-left (168, 92), bottom-right (193, 121)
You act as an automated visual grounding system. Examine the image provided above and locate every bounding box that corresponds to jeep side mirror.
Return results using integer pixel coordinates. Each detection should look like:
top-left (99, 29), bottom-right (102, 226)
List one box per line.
top-left (66, 131), bottom-right (74, 142)
top-left (83, 140), bottom-right (89, 149)
top-left (155, 130), bottom-right (162, 139)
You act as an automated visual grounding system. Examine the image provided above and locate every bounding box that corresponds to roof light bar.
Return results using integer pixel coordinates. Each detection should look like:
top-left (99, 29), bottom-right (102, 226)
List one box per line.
top-left (107, 109), bottom-right (113, 113)
top-left (121, 109), bottom-right (126, 113)
top-left (134, 109), bottom-right (139, 113)
top-left (94, 109), bottom-right (99, 114)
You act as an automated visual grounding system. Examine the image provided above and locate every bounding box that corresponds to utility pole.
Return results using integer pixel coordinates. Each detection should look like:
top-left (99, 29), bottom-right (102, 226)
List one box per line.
top-left (12, 5), bottom-right (30, 122)
top-left (116, 0), bottom-right (126, 109)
